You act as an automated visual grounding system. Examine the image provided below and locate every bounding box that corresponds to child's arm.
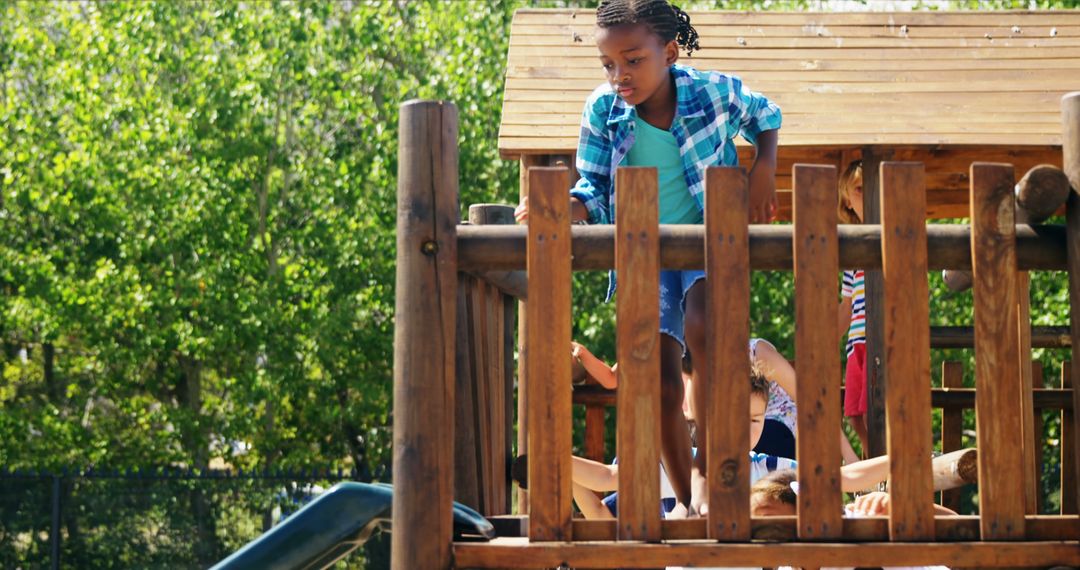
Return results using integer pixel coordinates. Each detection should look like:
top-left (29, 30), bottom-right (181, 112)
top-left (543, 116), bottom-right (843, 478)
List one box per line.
top-left (752, 339), bottom-right (795, 401)
top-left (572, 341), bottom-right (617, 390)
top-left (572, 455), bottom-right (619, 492)
top-left (849, 491), bottom-right (957, 517)
top-left (838, 295), bottom-right (853, 340)
top-left (839, 454), bottom-right (889, 492)
top-left (748, 128), bottom-right (778, 223)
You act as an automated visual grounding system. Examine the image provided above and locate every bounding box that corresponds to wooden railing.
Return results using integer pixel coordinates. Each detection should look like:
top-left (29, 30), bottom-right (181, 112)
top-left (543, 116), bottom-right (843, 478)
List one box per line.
top-left (391, 96), bottom-right (1080, 570)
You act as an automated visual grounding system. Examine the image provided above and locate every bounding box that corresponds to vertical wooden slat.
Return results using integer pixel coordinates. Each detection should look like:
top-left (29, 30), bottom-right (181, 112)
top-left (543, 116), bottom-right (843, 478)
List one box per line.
top-left (862, 146), bottom-right (893, 458)
top-left (970, 162), bottom-right (1025, 541)
top-left (940, 361), bottom-right (965, 513)
top-left (585, 405), bottom-right (607, 462)
top-left (1031, 361), bottom-right (1045, 515)
top-left (526, 166), bottom-right (573, 541)
top-left (880, 162), bottom-right (935, 540)
top-left (473, 280), bottom-right (493, 511)
top-left (1062, 362), bottom-right (1077, 514)
top-left (704, 166), bottom-right (751, 541)
top-left (1017, 271), bottom-right (1039, 515)
top-left (615, 167), bottom-right (662, 542)
top-left (503, 295), bottom-right (516, 515)
top-left (1063, 91), bottom-right (1080, 519)
top-left (392, 100), bottom-right (458, 570)
top-left (454, 278), bottom-right (481, 510)
top-left (517, 154), bottom-right (544, 515)
top-left (793, 164), bottom-right (843, 540)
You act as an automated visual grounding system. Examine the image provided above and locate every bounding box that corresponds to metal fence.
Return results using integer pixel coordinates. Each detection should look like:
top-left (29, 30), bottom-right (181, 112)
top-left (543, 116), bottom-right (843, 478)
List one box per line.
top-left (0, 468), bottom-right (388, 570)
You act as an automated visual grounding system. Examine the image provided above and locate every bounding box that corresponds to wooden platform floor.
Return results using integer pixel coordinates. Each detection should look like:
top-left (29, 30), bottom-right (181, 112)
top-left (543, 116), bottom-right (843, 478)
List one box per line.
top-left (455, 537), bottom-right (1080, 569)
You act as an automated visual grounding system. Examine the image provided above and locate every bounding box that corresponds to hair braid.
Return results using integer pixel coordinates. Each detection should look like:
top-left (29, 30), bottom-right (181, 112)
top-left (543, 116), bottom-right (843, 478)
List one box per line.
top-left (596, 0), bottom-right (701, 56)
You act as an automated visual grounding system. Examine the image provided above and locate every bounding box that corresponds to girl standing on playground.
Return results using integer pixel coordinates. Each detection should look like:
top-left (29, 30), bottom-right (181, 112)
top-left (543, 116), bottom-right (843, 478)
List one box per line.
top-left (515, 0), bottom-right (782, 516)
top-left (837, 160), bottom-right (870, 454)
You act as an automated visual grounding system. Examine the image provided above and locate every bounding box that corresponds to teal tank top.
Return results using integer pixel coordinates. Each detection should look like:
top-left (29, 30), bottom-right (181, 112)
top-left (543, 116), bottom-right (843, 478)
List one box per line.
top-left (625, 115), bottom-right (702, 224)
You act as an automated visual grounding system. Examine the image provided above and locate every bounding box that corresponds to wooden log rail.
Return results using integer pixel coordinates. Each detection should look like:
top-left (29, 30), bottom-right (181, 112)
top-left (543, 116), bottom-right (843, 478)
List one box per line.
top-left (392, 95), bottom-right (1080, 570)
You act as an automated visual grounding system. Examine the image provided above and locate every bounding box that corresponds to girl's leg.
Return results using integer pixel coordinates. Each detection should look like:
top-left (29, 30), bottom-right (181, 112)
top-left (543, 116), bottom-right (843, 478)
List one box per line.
top-left (659, 334), bottom-right (693, 512)
top-left (573, 481), bottom-right (614, 519)
top-left (682, 280), bottom-right (710, 514)
top-left (571, 455), bottom-right (619, 493)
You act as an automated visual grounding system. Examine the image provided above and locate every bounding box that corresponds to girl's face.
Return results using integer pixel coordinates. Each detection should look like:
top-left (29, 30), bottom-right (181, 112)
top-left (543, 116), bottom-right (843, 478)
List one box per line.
top-left (750, 393), bottom-right (767, 450)
top-left (751, 494), bottom-right (797, 517)
top-left (844, 171), bottom-right (864, 222)
top-left (595, 23), bottom-right (678, 109)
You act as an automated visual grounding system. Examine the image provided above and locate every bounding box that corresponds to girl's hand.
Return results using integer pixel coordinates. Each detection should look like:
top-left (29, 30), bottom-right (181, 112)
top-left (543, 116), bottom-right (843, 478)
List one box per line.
top-left (570, 341), bottom-right (585, 360)
top-left (748, 163), bottom-right (777, 224)
top-left (514, 197), bottom-right (529, 224)
top-left (849, 491), bottom-right (891, 516)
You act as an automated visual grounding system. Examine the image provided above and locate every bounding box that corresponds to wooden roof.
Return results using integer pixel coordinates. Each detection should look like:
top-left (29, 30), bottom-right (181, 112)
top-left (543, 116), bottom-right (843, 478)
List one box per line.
top-left (499, 10), bottom-right (1079, 219)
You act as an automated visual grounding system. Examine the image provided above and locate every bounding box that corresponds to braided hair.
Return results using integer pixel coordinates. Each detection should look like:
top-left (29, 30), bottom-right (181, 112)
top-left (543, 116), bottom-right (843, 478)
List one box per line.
top-left (596, 0), bottom-right (700, 56)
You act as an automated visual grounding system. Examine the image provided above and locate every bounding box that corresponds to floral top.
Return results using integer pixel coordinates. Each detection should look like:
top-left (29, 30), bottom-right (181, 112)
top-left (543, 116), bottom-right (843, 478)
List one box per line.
top-left (750, 338), bottom-right (797, 435)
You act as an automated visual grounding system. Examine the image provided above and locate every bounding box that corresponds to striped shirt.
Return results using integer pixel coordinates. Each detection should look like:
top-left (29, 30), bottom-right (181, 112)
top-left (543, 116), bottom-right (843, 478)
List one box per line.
top-left (842, 270), bottom-right (867, 356)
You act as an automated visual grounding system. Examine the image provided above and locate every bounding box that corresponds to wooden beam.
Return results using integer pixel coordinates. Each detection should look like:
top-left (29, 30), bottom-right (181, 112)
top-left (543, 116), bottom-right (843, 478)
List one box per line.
top-left (940, 361), bottom-right (965, 513)
top-left (863, 147), bottom-right (892, 459)
top-left (793, 164), bottom-right (843, 539)
top-left (456, 223), bottom-right (1068, 272)
top-left (516, 155), bottom-right (543, 516)
top-left (526, 166), bottom-right (572, 541)
top-left (614, 167), bottom-right (662, 542)
top-left (455, 538), bottom-right (1080, 569)
top-left (704, 167), bottom-right (750, 541)
top-left (971, 162), bottom-right (1026, 540)
top-left (880, 161), bottom-right (935, 540)
top-left (1064, 91), bottom-right (1080, 520)
top-left (392, 99), bottom-right (459, 570)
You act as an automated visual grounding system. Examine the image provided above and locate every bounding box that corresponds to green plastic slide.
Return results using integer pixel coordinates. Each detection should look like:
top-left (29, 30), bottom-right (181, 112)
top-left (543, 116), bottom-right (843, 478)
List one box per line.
top-left (211, 482), bottom-right (494, 570)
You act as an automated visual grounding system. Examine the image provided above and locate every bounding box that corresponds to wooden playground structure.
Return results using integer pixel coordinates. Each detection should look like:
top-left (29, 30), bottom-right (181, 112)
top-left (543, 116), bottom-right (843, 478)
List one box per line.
top-left (391, 9), bottom-right (1080, 570)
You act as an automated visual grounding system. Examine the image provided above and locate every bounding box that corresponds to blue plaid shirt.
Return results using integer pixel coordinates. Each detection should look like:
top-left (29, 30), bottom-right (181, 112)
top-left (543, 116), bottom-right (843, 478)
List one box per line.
top-left (570, 63), bottom-right (782, 225)
top-left (569, 64), bottom-right (782, 300)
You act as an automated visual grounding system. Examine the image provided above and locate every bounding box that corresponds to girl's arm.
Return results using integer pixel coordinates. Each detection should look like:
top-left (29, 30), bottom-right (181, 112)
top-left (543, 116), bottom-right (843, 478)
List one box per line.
top-left (748, 128), bottom-right (778, 223)
top-left (572, 455), bottom-right (619, 492)
top-left (838, 295), bottom-right (853, 340)
top-left (848, 491), bottom-right (958, 517)
top-left (572, 341), bottom-right (617, 390)
top-left (839, 454), bottom-right (889, 492)
top-left (752, 339), bottom-right (795, 401)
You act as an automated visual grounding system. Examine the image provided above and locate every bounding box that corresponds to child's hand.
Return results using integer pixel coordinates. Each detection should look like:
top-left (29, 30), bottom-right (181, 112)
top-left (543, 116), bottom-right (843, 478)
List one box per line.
top-left (748, 163), bottom-right (777, 223)
top-left (849, 491), bottom-right (890, 516)
top-left (570, 341), bottom-right (585, 360)
top-left (514, 197), bottom-right (529, 224)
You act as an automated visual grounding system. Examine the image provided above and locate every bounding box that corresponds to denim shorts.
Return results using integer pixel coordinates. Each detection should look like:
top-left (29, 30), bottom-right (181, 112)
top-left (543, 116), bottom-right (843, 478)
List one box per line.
top-left (659, 269), bottom-right (707, 352)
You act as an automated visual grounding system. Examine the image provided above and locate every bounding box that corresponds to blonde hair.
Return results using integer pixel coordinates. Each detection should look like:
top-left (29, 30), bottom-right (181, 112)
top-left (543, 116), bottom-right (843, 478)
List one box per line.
top-left (751, 468), bottom-right (798, 508)
top-left (838, 160), bottom-right (863, 224)
top-left (750, 360), bottom-right (769, 402)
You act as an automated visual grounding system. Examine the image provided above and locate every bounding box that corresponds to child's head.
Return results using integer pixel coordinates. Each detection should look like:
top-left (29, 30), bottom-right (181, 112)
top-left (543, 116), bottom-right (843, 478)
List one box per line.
top-left (749, 362), bottom-right (769, 450)
top-left (594, 0), bottom-right (699, 107)
top-left (750, 468), bottom-right (798, 516)
top-left (838, 160), bottom-right (864, 223)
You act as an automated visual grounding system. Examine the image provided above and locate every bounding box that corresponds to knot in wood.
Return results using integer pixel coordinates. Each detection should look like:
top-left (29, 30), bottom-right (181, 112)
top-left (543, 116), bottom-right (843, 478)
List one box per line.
top-left (719, 459), bottom-right (739, 485)
top-left (421, 240), bottom-right (439, 255)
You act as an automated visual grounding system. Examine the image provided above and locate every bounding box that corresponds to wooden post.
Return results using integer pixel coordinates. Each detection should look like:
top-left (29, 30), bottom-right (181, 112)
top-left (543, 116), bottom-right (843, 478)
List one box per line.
top-left (793, 164), bottom-right (843, 540)
top-left (1031, 361), bottom-right (1045, 515)
top-left (940, 361), bottom-right (965, 513)
top-left (470, 204), bottom-right (515, 515)
top-left (880, 162), bottom-right (934, 540)
top-left (704, 167), bottom-right (750, 541)
top-left (392, 100), bottom-right (459, 570)
top-left (615, 167), bottom-right (661, 542)
top-left (1063, 91), bottom-right (1080, 519)
top-left (1063, 361), bottom-right (1077, 514)
top-left (517, 154), bottom-right (544, 515)
top-left (1018, 274), bottom-right (1037, 515)
top-left (970, 162), bottom-right (1025, 540)
top-left (862, 146), bottom-right (893, 458)
top-left (526, 166), bottom-right (573, 541)
top-left (584, 405), bottom-right (606, 462)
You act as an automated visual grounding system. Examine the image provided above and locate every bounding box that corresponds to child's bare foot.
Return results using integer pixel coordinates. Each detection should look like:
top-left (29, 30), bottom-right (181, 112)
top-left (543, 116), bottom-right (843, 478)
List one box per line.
top-left (667, 502), bottom-right (690, 519)
top-left (690, 469), bottom-right (708, 517)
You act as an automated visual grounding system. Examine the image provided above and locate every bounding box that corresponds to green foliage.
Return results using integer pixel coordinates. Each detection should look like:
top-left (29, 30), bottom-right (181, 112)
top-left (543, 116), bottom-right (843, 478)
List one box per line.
top-left (1, 0), bottom-right (1076, 567)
